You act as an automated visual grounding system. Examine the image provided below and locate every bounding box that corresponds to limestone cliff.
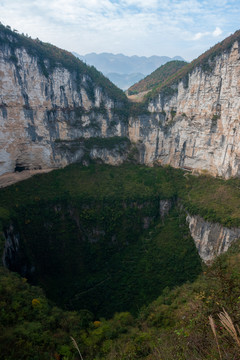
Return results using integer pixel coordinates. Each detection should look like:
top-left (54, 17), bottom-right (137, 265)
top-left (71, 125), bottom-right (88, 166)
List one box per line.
top-left (186, 214), bottom-right (240, 263)
top-left (129, 32), bottom-right (240, 178)
top-left (0, 25), bottom-right (129, 175)
top-left (2, 26), bottom-right (240, 179)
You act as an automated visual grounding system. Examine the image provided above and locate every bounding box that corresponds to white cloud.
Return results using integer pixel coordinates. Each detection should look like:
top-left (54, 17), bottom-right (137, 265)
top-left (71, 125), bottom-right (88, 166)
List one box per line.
top-left (0, 0), bottom-right (237, 60)
top-left (121, 0), bottom-right (158, 9)
top-left (193, 27), bottom-right (223, 41)
top-left (193, 31), bottom-right (210, 40)
top-left (213, 26), bottom-right (223, 37)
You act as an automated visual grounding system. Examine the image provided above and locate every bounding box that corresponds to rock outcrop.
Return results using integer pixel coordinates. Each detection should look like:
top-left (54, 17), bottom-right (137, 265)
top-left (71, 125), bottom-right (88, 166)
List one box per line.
top-left (129, 39), bottom-right (240, 178)
top-left (2, 26), bottom-right (240, 179)
top-left (186, 214), bottom-right (240, 263)
top-left (1, 224), bottom-right (24, 272)
top-left (0, 26), bottom-right (129, 175)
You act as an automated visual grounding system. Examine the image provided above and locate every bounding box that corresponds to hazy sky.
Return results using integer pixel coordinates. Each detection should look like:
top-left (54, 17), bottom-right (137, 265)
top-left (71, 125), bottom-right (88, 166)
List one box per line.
top-left (1, 0), bottom-right (240, 61)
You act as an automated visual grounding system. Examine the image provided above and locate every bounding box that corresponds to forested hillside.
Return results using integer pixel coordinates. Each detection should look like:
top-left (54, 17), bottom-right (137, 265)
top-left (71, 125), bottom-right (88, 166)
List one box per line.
top-left (128, 60), bottom-right (187, 95)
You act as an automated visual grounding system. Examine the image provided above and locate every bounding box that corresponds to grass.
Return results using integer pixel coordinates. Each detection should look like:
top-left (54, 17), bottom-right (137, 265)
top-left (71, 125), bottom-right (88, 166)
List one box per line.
top-left (179, 174), bottom-right (240, 227)
top-left (209, 315), bottom-right (222, 360)
top-left (219, 309), bottom-right (240, 347)
top-left (71, 336), bottom-right (84, 360)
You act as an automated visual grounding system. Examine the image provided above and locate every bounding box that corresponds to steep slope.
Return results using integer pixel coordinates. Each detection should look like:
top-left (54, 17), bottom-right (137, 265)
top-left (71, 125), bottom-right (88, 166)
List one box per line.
top-left (127, 60), bottom-right (187, 95)
top-left (129, 30), bottom-right (240, 178)
top-left (0, 24), bottom-right (130, 176)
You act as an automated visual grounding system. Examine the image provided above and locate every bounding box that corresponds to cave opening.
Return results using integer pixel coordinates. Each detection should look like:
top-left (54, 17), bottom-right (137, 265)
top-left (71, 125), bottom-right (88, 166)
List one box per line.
top-left (14, 163), bottom-right (28, 172)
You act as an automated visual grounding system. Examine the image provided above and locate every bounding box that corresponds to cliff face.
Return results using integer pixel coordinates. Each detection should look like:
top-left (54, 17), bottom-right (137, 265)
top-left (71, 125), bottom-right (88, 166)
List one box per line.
top-left (0, 30), bottom-right (129, 175)
top-left (130, 40), bottom-right (240, 178)
top-left (186, 214), bottom-right (240, 263)
top-left (2, 27), bottom-right (240, 180)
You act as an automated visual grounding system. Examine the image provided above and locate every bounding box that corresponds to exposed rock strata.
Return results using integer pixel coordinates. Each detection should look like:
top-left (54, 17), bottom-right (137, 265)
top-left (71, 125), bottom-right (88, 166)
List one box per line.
top-left (129, 41), bottom-right (240, 178)
top-left (159, 199), bottom-right (172, 219)
top-left (186, 214), bottom-right (240, 263)
top-left (0, 36), bottom-right (128, 175)
top-left (2, 31), bottom-right (240, 179)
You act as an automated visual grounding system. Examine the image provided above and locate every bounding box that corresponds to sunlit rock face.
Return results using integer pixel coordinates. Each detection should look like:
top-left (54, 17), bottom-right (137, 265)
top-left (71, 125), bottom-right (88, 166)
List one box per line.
top-left (0, 38), bottom-right (128, 176)
top-left (186, 214), bottom-right (240, 263)
top-left (2, 29), bottom-right (240, 180)
top-left (129, 41), bottom-right (240, 178)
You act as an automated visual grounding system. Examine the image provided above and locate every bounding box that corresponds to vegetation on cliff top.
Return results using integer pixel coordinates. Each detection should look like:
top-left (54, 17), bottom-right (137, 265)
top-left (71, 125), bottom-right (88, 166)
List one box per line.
top-left (0, 23), bottom-right (150, 116)
top-left (128, 60), bottom-right (187, 95)
top-left (0, 23), bottom-right (127, 104)
top-left (144, 29), bottom-right (240, 102)
top-left (180, 174), bottom-right (240, 228)
top-left (1, 23), bottom-right (240, 113)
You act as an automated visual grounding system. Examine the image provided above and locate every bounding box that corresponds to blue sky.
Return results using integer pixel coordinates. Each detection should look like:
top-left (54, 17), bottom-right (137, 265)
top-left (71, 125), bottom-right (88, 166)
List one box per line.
top-left (1, 0), bottom-right (240, 61)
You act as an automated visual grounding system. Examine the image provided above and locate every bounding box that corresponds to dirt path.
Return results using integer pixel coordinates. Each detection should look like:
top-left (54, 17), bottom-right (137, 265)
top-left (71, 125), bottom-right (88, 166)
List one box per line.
top-left (127, 90), bottom-right (149, 102)
top-left (0, 168), bottom-right (54, 188)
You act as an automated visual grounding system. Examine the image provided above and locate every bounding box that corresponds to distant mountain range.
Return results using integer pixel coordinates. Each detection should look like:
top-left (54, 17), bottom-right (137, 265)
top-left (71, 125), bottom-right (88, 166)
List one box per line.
top-left (106, 72), bottom-right (145, 91)
top-left (72, 52), bottom-right (185, 90)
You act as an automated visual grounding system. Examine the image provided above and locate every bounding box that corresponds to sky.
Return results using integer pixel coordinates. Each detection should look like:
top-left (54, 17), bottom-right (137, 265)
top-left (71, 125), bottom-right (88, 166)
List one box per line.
top-left (0, 0), bottom-right (240, 61)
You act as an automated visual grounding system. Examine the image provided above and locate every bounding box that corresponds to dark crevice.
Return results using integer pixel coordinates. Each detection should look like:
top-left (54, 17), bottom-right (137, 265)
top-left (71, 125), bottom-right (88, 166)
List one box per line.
top-left (14, 164), bottom-right (28, 172)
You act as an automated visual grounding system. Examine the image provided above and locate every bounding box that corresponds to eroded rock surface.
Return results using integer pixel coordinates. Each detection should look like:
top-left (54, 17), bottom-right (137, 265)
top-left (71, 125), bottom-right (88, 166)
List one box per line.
top-left (2, 30), bottom-right (240, 180)
top-left (0, 33), bottom-right (128, 175)
top-left (186, 214), bottom-right (240, 263)
top-left (129, 41), bottom-right (240, 178)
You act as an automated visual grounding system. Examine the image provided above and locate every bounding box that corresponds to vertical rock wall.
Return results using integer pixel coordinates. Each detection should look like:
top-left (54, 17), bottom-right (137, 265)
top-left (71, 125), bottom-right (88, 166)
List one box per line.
top-left (129, 41), bottom-right (240, 178)
top-left (0, 38), bottom-right (128, 175)
top-left (186, 214), bottom-right (240, 263)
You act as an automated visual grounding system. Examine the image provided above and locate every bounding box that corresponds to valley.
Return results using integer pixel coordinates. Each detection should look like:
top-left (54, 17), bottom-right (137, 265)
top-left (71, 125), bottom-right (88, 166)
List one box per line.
top-left (1, 22), bottom-right (240, 360)
top-left (1, 163), bottom-right (240, 359)
top-left (2, 25), bottom-right (240, 179)
top-left (72, 52), bottom-right (185, 90)
top-left (0, 164), bottom-right (202, 317)
top-left (1, 161), bottom-right (240, 316)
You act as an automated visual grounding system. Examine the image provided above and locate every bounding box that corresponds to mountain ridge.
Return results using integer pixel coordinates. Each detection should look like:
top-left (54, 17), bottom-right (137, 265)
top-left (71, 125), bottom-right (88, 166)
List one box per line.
top-left (73, 51), bottom-right (185, 89)
top-left (127, 60), bottom-right (187, 98)
top-left (144, 29), bottom-right (240, 101)
top-left (0, 24), bottom-right (131, 176)
top-left (73, 51), bottom-right (185, 74)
